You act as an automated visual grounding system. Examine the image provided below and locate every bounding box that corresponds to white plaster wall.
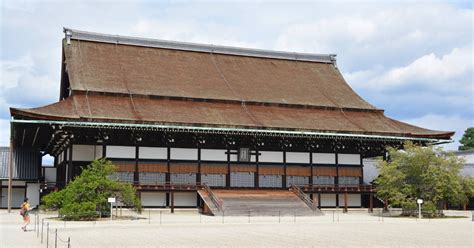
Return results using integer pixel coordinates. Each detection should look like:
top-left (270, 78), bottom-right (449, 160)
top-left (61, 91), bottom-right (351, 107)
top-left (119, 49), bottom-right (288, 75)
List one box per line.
top-left (26, 183), bottom-right (40, 208)
top-left (338, 194), bottom-right (361, 207)
top-left (313, 153), bottom-right (336, 164)
top-left (139, 147), bottom-right (167, 160)
top-left (201, 149), bottom-right (227, 161)
top-left (44, 168), bottom-right (57, 182)
top-left (320, 194), bottom-right (337, 207)
top-left (286, 152), bottom-right (309, 163)
top-left (72, 145), bottom-right (96, 161)
top-left (170, 148), bottom-right (197, 160)
top-left (338, 154), bottom-right (361, 165)
top-left (94, 146), bottom-right (103, 159)
top-left (173, 192), bottom-right (197, 206)
top-left (141, 192), bottom-right (166, 207)
top-left (107, 146), bottom-right (136, 159)
top-left (259, 151), bottom-right (283, 163)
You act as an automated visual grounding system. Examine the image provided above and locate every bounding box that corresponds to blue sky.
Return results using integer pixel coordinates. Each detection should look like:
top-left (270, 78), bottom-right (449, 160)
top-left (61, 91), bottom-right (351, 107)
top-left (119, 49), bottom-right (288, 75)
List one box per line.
top-left (0, 0), bottom-right (473, 151)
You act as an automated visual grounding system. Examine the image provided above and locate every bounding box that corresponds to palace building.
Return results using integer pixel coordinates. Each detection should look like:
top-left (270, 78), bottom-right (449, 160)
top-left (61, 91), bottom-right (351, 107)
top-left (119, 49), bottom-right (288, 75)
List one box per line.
top-left (6, 28), bottom-right (454, 214)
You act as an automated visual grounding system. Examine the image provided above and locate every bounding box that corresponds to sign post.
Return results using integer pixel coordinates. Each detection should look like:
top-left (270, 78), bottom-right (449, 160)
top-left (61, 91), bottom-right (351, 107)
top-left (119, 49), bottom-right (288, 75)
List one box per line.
top-left (108, 197), bottom-right (116, 221)
top-left (417, 199), bottom-right (423, 220)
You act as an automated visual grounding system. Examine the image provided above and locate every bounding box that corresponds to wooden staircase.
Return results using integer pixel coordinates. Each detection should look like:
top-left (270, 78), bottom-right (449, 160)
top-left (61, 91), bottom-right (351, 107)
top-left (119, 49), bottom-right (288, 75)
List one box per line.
top-left (199, 188), bottom-right (322, 216)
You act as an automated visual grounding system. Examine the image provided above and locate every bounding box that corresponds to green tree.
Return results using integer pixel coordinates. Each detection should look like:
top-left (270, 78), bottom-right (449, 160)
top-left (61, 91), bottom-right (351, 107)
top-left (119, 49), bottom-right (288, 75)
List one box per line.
top-left (375, 142), bottom-right (472, 216)
top-left (459, 127), bottom-right (474, 151)
top-left (42, 159), bottom-right (141, 220)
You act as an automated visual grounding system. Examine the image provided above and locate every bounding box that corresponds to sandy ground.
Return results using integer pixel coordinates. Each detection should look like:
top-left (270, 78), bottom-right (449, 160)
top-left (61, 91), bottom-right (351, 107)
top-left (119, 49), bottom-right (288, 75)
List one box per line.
top-left (0, 208), bottom-right (472, 248)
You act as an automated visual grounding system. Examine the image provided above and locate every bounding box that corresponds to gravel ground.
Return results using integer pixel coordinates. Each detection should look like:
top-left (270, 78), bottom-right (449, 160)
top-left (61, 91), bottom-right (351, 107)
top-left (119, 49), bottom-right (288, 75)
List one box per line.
top-left (0, 209), bottom-right (472, 248)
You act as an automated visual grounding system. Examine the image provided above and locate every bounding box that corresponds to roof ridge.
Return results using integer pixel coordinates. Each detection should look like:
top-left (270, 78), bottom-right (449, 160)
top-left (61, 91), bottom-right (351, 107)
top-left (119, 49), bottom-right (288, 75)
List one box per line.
top-left (64, 27), bottom-right (337, 63)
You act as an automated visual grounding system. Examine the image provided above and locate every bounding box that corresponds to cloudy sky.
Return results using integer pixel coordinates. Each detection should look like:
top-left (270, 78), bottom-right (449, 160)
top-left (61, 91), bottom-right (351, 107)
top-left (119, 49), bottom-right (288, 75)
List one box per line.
top-left (1, 0), bottom-right (473, 151)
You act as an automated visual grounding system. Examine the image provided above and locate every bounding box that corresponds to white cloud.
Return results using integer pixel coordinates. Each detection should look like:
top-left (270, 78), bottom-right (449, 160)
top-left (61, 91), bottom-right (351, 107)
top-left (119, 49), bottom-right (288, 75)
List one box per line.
top-left (362, 46), bottom-right (473, 90)
top-left (0, 119), bottom-right (10, 146)
top-left (0, 57), bottom-right (59, 117)
top-left (402, 114), bottom-right (474, 151)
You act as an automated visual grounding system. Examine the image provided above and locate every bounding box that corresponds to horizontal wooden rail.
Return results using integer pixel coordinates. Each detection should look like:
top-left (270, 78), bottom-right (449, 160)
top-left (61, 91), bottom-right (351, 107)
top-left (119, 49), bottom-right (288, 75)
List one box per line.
top-left (299, 184), bottom-right (376, 193)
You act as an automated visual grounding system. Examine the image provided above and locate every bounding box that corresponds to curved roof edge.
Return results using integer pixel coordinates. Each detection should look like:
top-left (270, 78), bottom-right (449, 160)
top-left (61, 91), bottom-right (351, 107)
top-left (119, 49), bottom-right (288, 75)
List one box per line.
top-left (10, 95), bottom-right (454, 141)
top-left (63, 28), bottom-right (336, 63)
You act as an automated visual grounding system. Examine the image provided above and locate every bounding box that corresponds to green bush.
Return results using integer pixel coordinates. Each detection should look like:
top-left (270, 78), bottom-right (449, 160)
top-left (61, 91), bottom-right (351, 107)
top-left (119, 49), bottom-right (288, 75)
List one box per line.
top-left (41, 159), bottom-right (141, 220)
top-left (422, 201), bottom-right (438, 218)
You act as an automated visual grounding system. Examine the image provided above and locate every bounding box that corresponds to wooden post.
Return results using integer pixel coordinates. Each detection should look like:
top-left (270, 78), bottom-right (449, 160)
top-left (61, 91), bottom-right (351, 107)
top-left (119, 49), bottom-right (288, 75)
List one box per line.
top-left (343, 192), bottom-right (348, 213)
top-left (318, 193), bottom-right (321, 209)
top-left (7, 138), bottom-right (14, 212)
top-left (170, 192), bottom-right (174, 213)
top-left (369, 194), bottom-right (373, 213)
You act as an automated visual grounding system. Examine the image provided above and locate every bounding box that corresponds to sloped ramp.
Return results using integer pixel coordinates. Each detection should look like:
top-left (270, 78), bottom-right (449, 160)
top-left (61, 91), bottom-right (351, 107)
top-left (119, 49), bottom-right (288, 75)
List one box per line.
top-left (208, 189), bottom-right (322, 216)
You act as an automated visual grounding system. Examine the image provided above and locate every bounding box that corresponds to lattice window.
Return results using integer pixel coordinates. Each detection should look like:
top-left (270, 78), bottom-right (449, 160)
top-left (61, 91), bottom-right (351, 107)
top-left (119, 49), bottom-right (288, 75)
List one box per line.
top-left (259, 175), bottom-right (282, 188)
top-left (286, 176), bottom-right (309, 187)
top-left (230, 172), bottom-right (254, 187)
top-left (170, 173), bottom-right (196, 184)
top-left (139, 172), bottom-right (166, 184)
top-left (111, 172), bottom-right (134, 183)
top-left (338, 176), bottom-right (359, 185)
top-left (201, 174), bottom-right (226, 187)
top-left (313, 176), bottom-right (335, 185)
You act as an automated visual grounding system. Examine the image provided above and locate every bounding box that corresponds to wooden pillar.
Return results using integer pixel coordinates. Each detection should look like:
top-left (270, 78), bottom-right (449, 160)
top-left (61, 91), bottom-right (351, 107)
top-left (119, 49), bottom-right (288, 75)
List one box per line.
top-left (226, 149), bottom-right (230, 188)
top-left (134, 146), bottom-right (139, 184)
top-left (170, 191), bottom-right (174, 213)
top-left (67, 145), bottom-right (73, 183)
top-left (335, 152), bottom-right (339, 207)
top-left (309, 152), bottom-right (313, 185)
top-left (359, 155), bottom-right (364, 185)
top-left (197, 147), bottom-right (201, 185)
top-left (255, 149), bottom-right (259, 188)
top-left (369, 193), bottom-right (373, 213)
top-left (318, 193), bottom-right (321, 209)
top-left (343, 191), bottom-right (348, 213)
top-left (7, 137), bottom-right (14, 212)
top-left (282, 151), bottom-right (287, 188)
top-left (102, 144), bottom-right (106, 158)
top-left (166, 147), bottom-right (171, 183)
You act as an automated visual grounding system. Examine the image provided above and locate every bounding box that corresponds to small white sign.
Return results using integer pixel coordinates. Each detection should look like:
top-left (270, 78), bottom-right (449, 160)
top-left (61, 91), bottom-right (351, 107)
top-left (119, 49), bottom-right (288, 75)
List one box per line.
top-left (108, 197), bottom-right (116, 203)
top-left (417, 199), bottom-right (423, 204)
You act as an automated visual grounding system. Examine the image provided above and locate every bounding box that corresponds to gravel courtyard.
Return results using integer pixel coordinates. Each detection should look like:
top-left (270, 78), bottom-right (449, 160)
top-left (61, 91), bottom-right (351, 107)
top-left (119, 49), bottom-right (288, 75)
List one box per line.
top-left (1, 209), bottom-right (472, 248)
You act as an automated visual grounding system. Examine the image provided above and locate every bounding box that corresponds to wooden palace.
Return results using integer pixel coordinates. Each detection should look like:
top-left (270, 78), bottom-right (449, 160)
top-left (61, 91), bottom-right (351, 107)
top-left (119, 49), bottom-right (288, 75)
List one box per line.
top-left (7, 28), bottom-right (454, 213)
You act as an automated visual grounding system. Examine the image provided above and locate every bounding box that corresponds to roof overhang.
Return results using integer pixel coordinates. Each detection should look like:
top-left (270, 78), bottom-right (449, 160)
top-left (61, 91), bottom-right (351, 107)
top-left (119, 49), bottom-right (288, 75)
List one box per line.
top-left (10, 119), bottom-right (449, 144)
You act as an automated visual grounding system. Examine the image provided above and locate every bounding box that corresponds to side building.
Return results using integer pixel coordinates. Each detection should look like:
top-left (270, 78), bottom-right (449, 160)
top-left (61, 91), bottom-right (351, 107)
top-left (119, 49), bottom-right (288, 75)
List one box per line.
top-left (0, 147), bottom-right (41, 208)
top-left (7, 28), bottom-right (454, 211)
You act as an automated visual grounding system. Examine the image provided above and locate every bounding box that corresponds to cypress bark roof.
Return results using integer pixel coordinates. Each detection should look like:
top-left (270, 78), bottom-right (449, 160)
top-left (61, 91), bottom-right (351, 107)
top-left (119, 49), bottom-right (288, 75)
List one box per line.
top-left (10, 29), bottom-right (454, 140)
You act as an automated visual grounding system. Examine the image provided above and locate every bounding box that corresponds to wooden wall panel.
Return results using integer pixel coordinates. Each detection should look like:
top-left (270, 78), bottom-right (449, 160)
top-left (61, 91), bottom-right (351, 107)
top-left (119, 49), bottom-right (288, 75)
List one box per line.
top-left (286, 166), bottom-right (311, 176)
top-left (201, 164), bottom-right (228, 174)
top-left (313, 166), bottom-right (337, 176)
top-left (169, 163), bottom-right (199, 173)
top-left (138, 163), bottom-right (168, 173)
top-left (339, 167), bottom-right (362, 177)
top-left (259, 165), bottom-right (284, 175)
top-left (230, 164), bottom-right (257, 173)
top-left (114, 163), bottom-right (135, 172)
